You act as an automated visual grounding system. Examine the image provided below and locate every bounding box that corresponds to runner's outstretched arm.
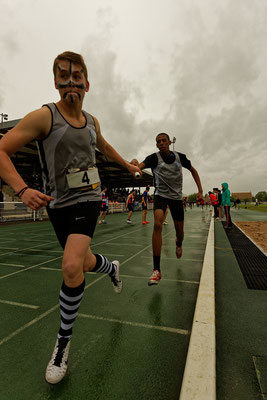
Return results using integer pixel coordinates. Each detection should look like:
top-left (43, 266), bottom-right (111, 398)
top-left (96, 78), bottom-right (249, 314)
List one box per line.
top-left (190, 166), bottom-right (203, 200)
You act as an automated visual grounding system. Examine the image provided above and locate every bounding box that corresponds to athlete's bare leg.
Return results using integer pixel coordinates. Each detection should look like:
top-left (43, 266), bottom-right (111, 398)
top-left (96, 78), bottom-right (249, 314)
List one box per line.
top-left (62, 234), bottom-right (91, 287)
top-left (152, 209), bottom-right (165, 256)
top-left (142, 209), bottom-right (147, 222)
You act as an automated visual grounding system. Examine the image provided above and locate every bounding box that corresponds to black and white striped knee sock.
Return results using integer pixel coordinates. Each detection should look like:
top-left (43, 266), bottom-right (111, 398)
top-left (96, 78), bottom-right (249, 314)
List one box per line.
top-left (92, 254), bottom-right (116, 276)
top-left (58, 279), bottom-right (85, 339)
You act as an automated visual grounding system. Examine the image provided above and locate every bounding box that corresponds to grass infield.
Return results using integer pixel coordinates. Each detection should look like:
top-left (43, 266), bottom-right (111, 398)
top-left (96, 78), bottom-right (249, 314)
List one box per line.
top-left (238, 204), bottom-right (267, 213)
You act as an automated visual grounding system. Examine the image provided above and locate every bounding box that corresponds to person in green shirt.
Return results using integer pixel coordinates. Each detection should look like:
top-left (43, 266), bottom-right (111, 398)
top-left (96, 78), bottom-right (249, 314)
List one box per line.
top-left (221, 182), bottom-right (233, 229)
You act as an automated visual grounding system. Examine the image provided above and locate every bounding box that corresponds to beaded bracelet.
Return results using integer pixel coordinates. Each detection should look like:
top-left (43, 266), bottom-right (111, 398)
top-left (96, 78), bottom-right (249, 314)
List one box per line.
top-left (16, 186), bottom-right (29, 198)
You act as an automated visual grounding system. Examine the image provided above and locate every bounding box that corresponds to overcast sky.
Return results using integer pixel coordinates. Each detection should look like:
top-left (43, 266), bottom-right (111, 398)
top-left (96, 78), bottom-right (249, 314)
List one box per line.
top-left (1, 0), bottom-right (267, 195)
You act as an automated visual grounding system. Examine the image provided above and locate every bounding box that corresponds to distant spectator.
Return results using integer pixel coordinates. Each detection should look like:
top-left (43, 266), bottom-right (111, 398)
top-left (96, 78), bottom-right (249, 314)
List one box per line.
top-left (209, 190), bottom-right (219, 218)
top-left (234, 198), bottom-right (241, 209)
top-left (255, 198), bottom-right (259, 206)
top-left (221, 182), bottom-right (233, 229)
top-left (126, 190), bottom-right (136, 224)
top-left (183, 196), bottom-right (187, 212)
top-left (213, 188), bottom-right (223, 219)
top-left (99, 187), bottom-right (108, 224)
top-left (141, 186), bottom-right (150, 224)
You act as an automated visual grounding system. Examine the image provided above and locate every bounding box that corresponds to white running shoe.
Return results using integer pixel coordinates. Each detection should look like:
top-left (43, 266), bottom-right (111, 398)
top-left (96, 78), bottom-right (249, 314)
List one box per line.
top-left (45, 337), bottom-right (71, 384)
top-left (110, 260), bottom-right (123, 294)
top-left (127, 220), bottom-right (134, 224)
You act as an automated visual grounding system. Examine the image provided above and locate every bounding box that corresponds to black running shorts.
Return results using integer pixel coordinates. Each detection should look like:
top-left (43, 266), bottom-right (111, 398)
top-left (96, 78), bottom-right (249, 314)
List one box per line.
top-left (154, 195), bottom-right (184, 221)
top-left (127, 204), bottom-right (134, 212)
top-left (47, 201), bottom-right (101, 249)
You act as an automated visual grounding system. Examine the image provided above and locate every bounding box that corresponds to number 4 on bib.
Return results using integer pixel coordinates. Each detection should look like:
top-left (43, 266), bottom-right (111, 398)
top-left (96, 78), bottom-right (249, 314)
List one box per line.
top-left (82, 171), bottom-right (90, 185)
top-left (66, 167), bottom-right (100, 190)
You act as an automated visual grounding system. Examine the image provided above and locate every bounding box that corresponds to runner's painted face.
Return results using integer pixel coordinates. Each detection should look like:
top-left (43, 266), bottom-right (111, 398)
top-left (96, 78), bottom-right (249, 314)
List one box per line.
top-left (55, 60), bottom-right (89, 104)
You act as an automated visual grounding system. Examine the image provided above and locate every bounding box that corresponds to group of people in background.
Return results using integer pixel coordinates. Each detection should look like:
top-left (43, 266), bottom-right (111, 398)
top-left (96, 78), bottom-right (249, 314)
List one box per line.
top-left (98, 182), bottom-right (235, 229)
top-left (98, 186), bottom-right (152, 225)
top-left (209, 183), bottom-right (232, 229)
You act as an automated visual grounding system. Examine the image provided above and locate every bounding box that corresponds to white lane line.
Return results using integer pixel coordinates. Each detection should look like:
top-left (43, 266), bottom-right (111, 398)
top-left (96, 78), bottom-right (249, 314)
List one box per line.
top-left (97, 253), bottom-right (125, 257)
top-left (40, 267), bottom-right (97, 275)
top-left (179, 217), bottom-right (215, 400)
top-left (0, 247), bottom-right (19, 250)
top-left (141, 256), bottom-right (203, 262)
top-left (95, 243), bottom-right (143, 247)
top-left (39, 267), bottom-right (61, 272)
top-left (160, 245), bottom-right (205, 250)
top-left (0, 256), bottom-right (63, 280)
top-left (0, 263), bottom-right (26, 268)
top-left (91, 226), bottom-right (145, 247)
top-left (8, 253), bottom-right (53, 258)
top-left (78, 313), bottom-right (189, 336)
top-left (120, 274), bottom-right (199, 285)
top-left (19, 239), bottom-right (53, 243)
top-left (0, 299), bottom-right (39, 309)
top-left (0, 304), bottom-right (60, 347)
top-left (186, 235), bottom-right (204, 238)
top-left (0, 241), bottom-right (57, 257)
top-left (26, 249), bottom-right (62, 254)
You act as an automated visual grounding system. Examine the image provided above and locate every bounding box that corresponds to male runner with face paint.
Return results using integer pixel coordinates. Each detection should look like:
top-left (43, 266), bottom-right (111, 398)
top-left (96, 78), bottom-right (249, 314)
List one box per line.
top-left (0, 51), bottom-right (141, 384)
top-left (131, 133), bottom-right (203, 285)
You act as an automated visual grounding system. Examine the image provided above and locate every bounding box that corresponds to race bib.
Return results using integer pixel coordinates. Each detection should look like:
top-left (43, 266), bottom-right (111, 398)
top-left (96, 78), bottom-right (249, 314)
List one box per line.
top-left (66, 167), bottom-right (100, 190)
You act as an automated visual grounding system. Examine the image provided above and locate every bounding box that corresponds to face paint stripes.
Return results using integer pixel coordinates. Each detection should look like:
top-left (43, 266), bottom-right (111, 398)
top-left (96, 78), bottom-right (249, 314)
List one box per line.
top-left (63, 92), bottom-right (81, 100)
top-left (56, 62), bottom-right (86, 90)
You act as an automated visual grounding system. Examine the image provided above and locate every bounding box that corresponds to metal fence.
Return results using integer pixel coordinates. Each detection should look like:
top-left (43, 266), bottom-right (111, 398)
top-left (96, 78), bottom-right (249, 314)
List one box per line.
top-left (0, 201), bottom-right (153, 223)
top-left (0, 202), bottom-right (48, 222)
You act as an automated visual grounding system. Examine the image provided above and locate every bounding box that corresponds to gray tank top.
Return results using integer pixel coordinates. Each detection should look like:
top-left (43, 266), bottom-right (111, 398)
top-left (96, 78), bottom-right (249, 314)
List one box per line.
top-left (153, 151), bottom-right (183, 200)
top-left (36, 103), bottom-right (101, 208)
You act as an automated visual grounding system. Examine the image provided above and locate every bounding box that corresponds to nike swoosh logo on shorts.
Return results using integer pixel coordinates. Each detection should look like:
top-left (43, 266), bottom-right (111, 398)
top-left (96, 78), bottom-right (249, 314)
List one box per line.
top-left (75, 216), bottom-right (85, 220)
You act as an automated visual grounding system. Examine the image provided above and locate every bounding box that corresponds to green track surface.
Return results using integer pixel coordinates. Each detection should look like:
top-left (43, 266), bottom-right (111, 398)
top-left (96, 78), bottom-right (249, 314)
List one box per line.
top-left (0, 208), bottom-right (210, 400)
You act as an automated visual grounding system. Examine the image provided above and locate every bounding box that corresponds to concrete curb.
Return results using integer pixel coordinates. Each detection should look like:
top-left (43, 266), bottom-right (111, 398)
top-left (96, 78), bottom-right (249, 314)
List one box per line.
top-left (179, 216), bottom-right (216, 399)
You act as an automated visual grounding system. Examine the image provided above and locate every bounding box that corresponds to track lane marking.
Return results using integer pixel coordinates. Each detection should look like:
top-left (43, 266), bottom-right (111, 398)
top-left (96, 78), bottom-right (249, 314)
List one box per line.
top-left (141, 256), bottom-right (203, 261)
top-left (78, 313), bottom-right (189, 336)
top-left (0, 256), bottom-right (63, 280)
top-left (0, 263), bottom-right (26, 268)
top-left (120, 274), bottom-right (199, 284)
top-left (0, 226), bottom-right (144, 280)
top-left (0, 299), bottom-right (39, 309)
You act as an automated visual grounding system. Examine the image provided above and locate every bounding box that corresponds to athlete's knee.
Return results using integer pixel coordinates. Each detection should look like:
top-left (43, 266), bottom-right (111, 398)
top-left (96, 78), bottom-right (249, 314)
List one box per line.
top-left (154, 220), bottom-right (163, 232)
top-left (62, 258), bottom-right (82, 280)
